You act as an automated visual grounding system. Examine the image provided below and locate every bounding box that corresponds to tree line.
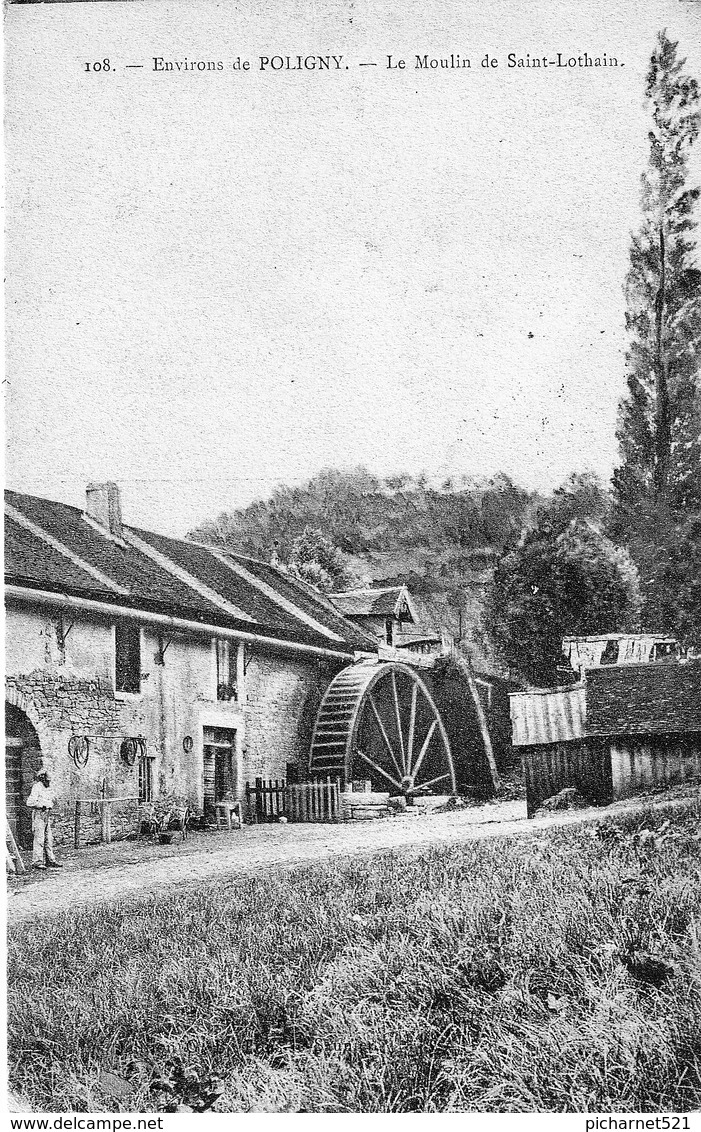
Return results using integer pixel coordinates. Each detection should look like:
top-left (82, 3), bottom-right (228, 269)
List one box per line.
top-left (191, 31), bottom-right (700, 688)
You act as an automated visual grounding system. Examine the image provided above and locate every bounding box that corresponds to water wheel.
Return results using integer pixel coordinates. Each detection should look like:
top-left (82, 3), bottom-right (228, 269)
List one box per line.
top-left (309, 661), bottom-right (455, 798)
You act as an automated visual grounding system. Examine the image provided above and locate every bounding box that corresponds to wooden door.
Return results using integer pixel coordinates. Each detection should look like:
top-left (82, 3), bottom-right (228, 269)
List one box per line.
top-left (203, 727), bottom-right (237, 815)
top-left (5, 737), bottom-right (41, 849)
top-left (214, 748), bottom-right (234, 801)
top-left (5, 738), bottom-right (23, 845)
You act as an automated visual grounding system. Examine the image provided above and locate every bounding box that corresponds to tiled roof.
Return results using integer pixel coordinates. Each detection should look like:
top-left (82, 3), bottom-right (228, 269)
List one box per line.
top-left (133, 529), bottom-right (305, 632)
top-left (331, 587), bottom-right (409, 619)
top-left (231, 553), bottom-right (369, 643)
top-left (586, 662), bottom-right (701, 737)
top-left (510, 661), bottom-right (701, 746)
top-left (5, 515), bottom-right (114, 598)
top-left (5, 489), bottom-right (375, 655)
top-left (6, 490), bottom-right (224, 620)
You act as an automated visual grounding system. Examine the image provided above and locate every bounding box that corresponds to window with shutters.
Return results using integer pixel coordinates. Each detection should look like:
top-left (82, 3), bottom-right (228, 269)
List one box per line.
top-left (215, 639), bottom-right (238, 702)
top-left (115, 623), bottom-right (141, 694)
top-left (138, 754), bottom-right (154, 802)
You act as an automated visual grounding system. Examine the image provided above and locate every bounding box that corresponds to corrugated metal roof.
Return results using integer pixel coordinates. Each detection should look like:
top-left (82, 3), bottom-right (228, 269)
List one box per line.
top-left (563, 633), bottom-right (677, 671)
top-left (510, 683), bottom-right (587, 748)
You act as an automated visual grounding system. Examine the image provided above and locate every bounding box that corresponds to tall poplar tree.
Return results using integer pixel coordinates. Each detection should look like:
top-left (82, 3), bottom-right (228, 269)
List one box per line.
top-left (613, 30), bottom-right (701, 516)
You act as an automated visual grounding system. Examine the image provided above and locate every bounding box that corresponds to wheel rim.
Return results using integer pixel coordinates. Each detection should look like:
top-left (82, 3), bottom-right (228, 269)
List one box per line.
top-left (309, 662), bottom-right (454, 798)
top-left (353, 666), bottom-right (454, 797)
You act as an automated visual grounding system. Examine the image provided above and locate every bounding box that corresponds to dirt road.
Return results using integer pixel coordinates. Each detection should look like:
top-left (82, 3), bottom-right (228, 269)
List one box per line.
top-left (7, 790), bottom-right (697, 925)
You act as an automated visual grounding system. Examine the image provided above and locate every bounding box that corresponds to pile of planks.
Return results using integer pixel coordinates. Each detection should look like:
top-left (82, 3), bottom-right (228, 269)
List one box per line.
top-left (340, 789), bottom-right (391, 821)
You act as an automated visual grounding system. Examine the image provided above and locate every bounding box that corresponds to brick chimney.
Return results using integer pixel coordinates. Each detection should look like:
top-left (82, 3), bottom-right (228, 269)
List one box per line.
top-left (85, 482), bottom-right (123, 537)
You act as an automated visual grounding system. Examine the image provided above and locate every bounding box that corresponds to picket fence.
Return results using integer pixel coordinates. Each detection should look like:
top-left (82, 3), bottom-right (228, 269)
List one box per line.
top-left (245, 776), bottom-right (341, 824)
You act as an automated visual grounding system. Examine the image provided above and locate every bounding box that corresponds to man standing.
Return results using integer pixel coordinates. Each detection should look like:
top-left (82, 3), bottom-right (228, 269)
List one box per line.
top-left (26, 767), bottom-right (63, 871)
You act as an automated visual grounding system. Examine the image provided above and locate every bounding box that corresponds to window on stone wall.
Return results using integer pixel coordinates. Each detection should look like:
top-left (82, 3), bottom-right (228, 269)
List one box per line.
top-left (385, 618), bottom-right (394, 646)
top-left (115, 623), bottom-right (141, 694)
top-left (138, 754), bottom-right (154, 802)
top-left (216, 639), bottom-right (238, 701)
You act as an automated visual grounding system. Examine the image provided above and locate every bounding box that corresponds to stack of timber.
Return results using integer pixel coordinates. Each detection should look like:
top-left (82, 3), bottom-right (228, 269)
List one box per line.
top-left (6, 819), bottom-right (26, 875)
top-left (340, 789), bottom-right (391, 821)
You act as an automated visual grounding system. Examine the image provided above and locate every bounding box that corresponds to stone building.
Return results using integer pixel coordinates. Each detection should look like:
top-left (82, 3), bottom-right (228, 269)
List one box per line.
top-left (5, 483), bottom-right (375, 848)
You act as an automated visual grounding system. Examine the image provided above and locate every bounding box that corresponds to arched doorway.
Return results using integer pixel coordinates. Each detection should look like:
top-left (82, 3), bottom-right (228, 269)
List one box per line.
top-left (5, 704), bottom-right (43, 849)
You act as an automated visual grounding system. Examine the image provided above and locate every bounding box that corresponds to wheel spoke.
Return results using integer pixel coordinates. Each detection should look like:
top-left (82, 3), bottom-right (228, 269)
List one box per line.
top-left (367, 695), bottom-right (404, 781)
top-left (411, 719), bottom-right (437, 783)
top-left (413, 772), bottom-right (450, 792)
top-left (358, 750), bottom-right (403, 791)
top-left (406, 682), bottom-right (418, 774)
top-left (391, 671), bottom-right (406, 773)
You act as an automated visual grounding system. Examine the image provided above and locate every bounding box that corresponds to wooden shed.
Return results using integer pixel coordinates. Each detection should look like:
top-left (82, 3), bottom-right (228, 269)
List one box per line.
top-left (511, 662), bottom-right (701, 816)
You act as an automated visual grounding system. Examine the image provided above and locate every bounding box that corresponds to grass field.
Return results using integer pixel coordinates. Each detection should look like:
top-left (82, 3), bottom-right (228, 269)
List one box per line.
top-left (8, 799), bottom-right (701, 1113)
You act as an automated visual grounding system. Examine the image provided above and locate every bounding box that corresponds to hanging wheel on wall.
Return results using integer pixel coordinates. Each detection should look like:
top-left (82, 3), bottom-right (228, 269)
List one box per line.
top-left (310, 661), bottom-right (455, 799)
top-left (68, 735), bottom-right (90, 769)
top-left (120, 737), bottom-right (139, 767)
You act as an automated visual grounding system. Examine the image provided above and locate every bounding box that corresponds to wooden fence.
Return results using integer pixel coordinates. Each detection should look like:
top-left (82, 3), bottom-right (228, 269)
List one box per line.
top-left (287, 777), bottom-right (341, 823)
top-left (245, 777), bottom-right (341, 824)
top-left (522, 740), bottom-right (613, 817)
top-left (523, 734), bottom-right (701, 817)
top-left (246, 778), bottom-right (287, 823)
top-left (74, 791), bottom-right (139, 846)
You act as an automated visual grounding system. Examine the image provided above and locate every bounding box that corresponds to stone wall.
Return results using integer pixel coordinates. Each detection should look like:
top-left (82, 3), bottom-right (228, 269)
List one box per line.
top-left (5, 606), bottom-right (242, 846)
top-left (6, 603), bottom-right (354, 846)
top-left (6, 671), bottom-right (121, 739)
top-left (6, 670), bottom-right (126, 846)
top-left (243, 651), bottom-right (347, 782)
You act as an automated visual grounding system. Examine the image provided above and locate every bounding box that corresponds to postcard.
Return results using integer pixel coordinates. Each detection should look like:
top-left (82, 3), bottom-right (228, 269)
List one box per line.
top-left (5, 0), bottom-right (701, 1120)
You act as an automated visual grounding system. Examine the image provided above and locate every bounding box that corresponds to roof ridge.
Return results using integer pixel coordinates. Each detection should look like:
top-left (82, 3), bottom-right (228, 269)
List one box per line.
top-left (333, 585), bottom-right (405, 596)
top-left (219, 546), bottom-right (278, 568)
top-left (6, 488), bottom-right (85, 518)
top-left (5, 503), bottom-right (130, 597)
top-left (122, 529), bottom-right (257, 624)
top-left (209, 549), bottom-right (346, 643)
top-left (174, 533), bottom-right (273, 570)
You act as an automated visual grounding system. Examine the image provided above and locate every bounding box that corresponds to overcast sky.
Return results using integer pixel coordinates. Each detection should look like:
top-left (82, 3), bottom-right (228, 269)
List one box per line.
top-left (5, 0), bottom-right (701, 536)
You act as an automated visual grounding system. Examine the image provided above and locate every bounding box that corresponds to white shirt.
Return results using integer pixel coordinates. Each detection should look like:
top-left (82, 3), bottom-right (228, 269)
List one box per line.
top-left (26, 782), bottom-right (55, 810)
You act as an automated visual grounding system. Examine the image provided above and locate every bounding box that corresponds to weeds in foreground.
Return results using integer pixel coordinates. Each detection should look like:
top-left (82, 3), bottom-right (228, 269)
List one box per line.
top-left (8, 800), bottom-right (701, 1113)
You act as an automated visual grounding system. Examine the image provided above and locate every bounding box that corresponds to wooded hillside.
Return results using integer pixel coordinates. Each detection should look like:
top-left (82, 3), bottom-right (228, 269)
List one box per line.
top-left (189, 467), bottom-right (538, 665)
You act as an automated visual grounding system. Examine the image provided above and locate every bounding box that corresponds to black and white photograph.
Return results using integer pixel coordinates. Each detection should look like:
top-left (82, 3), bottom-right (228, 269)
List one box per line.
top-left (4, 0), bottom-right (701, 1119)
